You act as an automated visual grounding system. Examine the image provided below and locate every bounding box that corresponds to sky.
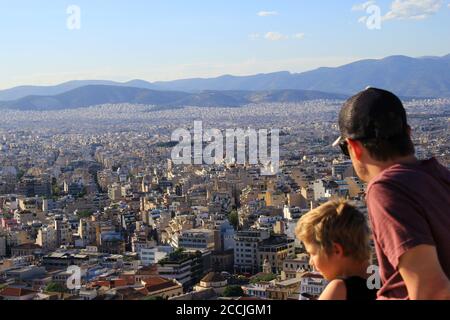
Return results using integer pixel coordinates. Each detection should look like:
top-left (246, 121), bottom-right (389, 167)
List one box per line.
top-left (0, 0), bottom-right (449, 89)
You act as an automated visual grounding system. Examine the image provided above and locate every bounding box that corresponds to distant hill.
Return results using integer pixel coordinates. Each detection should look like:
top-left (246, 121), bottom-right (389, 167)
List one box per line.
top-left (148, 55), bottom-right (450, 97)
top-left (0, 80), bottom-right (157, 101)
top-left (0, 86), bottom-right (347, 111)
top-left (1, 54), bottom-right (449, 100)
top-left (283, 55), bottom-right (450, 98)
top-left (0, 86), bottom-right (189, 110)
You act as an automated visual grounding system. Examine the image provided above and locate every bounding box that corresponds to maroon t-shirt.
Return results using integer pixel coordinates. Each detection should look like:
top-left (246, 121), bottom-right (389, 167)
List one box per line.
top-left (366, 158), bottom-right (450, 300)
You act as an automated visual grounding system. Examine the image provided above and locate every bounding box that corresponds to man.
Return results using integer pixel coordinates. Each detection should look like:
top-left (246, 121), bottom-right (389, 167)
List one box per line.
top-left (333, 87), bottom-right (450, 300)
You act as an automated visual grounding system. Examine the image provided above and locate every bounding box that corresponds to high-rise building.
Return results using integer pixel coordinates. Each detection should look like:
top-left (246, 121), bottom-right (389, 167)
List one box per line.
top-left (157, 249), bottom-right (212, 289)
top-left (176, 229), bottom-right (215, 251)
top-left (78, 218), bottom-right (97, 246)
top-left (234, 228), bottom-right (270, 274)
top-left (54, 218), bottom-right (72, 247)
top-left (0, 233), bottom-right (6, 257)
top-left (16, 175), bottom-right (51, 198)
top-left (108, 183), bottom-right (122, 201)
top-left (331, 160), bottom-right (355, 180)
top-left (35, 225), bottom-right (57, 251)
top-left (257, 235), bottom-right (295, 273)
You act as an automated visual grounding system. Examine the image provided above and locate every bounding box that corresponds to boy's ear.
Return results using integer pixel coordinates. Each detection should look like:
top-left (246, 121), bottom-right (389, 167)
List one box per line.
top-left (332, 242), bottom-right (345, 257)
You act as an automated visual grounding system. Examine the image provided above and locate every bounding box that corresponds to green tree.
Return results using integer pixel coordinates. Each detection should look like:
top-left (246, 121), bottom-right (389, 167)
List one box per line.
top-left (250, 273), bottom-right (276, 284)
top-left (16, 169), bottom-right (25, 180)
top-left (144, 295), bottom-right (165, 300)
top-left (77, 210), bottom-right (93, 218)
top-left (228, 210), bottom-right (239, 229)
top-left (222, 285), bottom-right (244, 297)
top-left (45, 282), bottom-right (67, 293)
top-left (52, 181), bottom-right (61, 197)
top-left (77, 187), bottom-right (87, 198)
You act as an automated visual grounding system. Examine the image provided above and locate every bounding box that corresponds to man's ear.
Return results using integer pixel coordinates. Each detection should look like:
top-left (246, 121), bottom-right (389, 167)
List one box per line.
top-left (347, 139), bottom-right (363, 160)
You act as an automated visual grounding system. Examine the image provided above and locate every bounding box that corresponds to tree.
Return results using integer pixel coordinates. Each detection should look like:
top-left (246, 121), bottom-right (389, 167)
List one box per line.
top-left (16, 169), bottom-right (25, 180)
top-left (222, 285), bottom-right (244, 297)
top-left (45, 282), bottom-right (67, 293)
top-left (77, 187), bottom-right (87, 198)
top-left (250, 273), bottom-right (276, 284)
top-left (144, 295), bottom-right (165, 300)
top-left (52, 180), bottom-right (61, 197)
top-left (228, 210), bottom-right (239, 229)
top-left (77, 210), bottom-right (93, 218)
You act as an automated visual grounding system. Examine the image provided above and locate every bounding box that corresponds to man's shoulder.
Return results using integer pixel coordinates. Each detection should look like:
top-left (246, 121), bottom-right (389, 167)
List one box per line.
top-left (366, 166), bottom-right (414, 196)
top-left (367, 158), bottom-right (448, 194)
top-left (366, 164), bottom-right (422, 209)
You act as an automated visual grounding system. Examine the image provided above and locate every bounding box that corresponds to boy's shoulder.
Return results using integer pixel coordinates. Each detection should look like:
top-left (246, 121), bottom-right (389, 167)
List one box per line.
top-left (340, 276), bottom-right (378, 301)
top-left (319, 279), bottom-right (347, 300)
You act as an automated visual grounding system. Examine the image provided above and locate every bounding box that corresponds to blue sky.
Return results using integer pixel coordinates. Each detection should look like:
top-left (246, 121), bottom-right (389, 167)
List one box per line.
top-left (0, 0), bottom-right (449, 89)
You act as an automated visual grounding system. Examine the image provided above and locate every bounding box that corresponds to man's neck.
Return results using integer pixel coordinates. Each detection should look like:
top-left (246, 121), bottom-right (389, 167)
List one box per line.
top-left (366, 155), bottom-right (418, 182)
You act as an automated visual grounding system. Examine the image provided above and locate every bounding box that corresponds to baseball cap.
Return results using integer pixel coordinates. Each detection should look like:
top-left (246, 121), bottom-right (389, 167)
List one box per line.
top-left (333, 87), bottom-right (409, 149)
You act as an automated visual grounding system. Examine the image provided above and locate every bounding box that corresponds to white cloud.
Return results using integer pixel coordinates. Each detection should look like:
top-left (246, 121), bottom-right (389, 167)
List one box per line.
top-left (264, 32), bottom-right (288, 41)
top-left (352, 1), bottom-right (376, 11)
top-left (292, 33), bottom-right (305, 40)
top-left (383, 0), bottom-right (443, 20)
top-left (251, 32), bottom-right (304, 41)
top-left (258, 11), bottom-right (278, 17)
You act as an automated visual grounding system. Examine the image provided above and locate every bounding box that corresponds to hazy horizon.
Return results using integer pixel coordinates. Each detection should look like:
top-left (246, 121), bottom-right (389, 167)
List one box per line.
top-left (3, 52), bottom-right (450, 91)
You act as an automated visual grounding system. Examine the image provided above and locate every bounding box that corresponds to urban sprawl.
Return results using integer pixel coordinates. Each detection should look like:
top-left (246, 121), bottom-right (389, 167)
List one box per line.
top-left (0, 99), bottom-right (448, 300)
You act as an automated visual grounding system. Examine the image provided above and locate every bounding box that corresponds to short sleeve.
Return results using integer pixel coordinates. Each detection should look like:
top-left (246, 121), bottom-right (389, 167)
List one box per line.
top-left (367, 181), bottom-right (435, 269)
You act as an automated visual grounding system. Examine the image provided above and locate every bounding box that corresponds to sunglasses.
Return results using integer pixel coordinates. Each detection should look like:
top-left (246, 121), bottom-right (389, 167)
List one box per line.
top-left (339, 139), bottom-right (350, 157)
top-left (336, 136), bottom-right (374, 157)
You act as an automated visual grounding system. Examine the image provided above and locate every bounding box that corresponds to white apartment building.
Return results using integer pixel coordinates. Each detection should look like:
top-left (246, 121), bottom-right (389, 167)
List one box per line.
top-left (176, 229), bottom-right (215, 250)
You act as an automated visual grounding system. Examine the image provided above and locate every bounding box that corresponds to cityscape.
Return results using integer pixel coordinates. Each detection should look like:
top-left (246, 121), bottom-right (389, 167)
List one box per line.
top-left (0, 96), bottom-right (448, 300)
top-left (1, 0), bottom-right (450, 304)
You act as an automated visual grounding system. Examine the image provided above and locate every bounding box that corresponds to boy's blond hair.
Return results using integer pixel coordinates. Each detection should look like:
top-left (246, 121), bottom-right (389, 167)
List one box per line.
top-left (295, 199), bottom-right (371, 262)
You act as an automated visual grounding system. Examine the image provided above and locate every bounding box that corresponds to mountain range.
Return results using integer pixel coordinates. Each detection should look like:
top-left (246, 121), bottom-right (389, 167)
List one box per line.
top-left (0, 86), bottom-right (348, 111)
top-left (0, 54), bottom-right (449, 110)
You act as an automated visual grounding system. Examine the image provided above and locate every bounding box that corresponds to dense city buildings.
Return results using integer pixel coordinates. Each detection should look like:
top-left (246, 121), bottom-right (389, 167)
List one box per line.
top-left (0, 98), bottom-right (449, 300)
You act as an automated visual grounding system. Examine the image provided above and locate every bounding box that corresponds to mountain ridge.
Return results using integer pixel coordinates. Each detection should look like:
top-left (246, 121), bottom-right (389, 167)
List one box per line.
top-left (0, 86), bottom-right (349, 111)
top-left (1, 54), bottom-right (449, 101)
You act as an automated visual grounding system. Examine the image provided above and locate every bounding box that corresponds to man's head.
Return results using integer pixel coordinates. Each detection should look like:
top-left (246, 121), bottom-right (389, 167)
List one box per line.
top-left (335, 88), bottom-right (415, 182)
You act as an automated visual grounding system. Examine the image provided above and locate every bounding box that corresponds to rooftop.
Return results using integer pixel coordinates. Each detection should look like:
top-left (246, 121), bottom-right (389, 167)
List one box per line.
top-left (0, 287), bottom-right (37, 297)
top-left (143, 277), bottom-right (180, 293)
top-left (12, 243), bottom-right (41, 250)
top-left (201, 272), bottom-right (226, 283)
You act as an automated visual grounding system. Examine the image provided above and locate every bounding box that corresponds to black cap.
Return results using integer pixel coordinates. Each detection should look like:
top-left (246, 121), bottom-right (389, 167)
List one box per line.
top-left (336, 87), bottom-right (409, 145)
